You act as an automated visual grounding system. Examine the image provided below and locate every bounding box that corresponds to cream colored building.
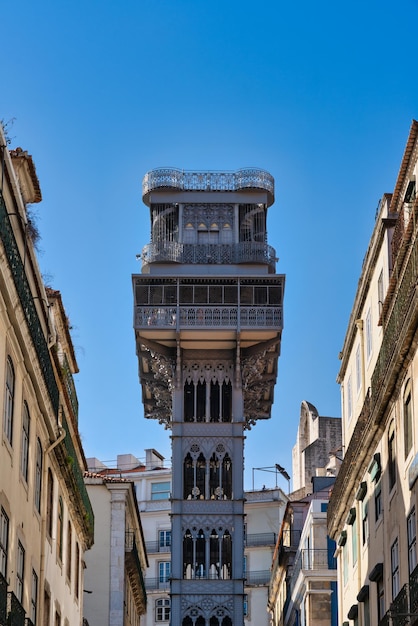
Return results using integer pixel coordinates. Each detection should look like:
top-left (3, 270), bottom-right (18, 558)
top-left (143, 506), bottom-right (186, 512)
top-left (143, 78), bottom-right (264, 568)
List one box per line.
top-left (87, 451), bottom-right (287, 626)
top-left (0, 127), bottom-right (93, 625)
top-left (83, 475), bottom-right (147, 626)
top-left (328, 119), bottom-right (418, 625)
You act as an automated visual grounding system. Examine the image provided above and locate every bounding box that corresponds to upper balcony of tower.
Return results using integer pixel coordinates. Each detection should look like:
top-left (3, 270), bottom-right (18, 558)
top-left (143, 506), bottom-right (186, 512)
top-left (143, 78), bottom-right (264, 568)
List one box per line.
top-left (140, 168), bottom-right (277, 273)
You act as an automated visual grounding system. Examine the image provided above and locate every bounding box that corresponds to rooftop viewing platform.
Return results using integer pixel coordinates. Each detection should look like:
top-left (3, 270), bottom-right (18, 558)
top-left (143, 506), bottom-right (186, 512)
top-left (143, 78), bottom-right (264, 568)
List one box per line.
top-left (142, 168), bottom-right (275, 206)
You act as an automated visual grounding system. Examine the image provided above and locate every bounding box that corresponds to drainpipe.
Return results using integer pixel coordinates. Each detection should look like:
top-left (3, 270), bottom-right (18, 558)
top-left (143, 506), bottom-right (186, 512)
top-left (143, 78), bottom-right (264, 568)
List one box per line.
top-left (355, 319), bottom-right (366, 403)
top-left (38, 425), bottom-right (66, 626)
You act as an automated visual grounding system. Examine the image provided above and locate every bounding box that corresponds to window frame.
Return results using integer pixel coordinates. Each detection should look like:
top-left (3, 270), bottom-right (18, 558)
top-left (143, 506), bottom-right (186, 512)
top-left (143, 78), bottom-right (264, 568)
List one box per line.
top-left (151, 482), bottom-right (171, 501)
top-left (31, 569), bottom-right (38, 624)
top-left (34, 438), bottom-right (43, 513)
top-left (16, 541), bottom-right (25, 603)
top-left (404, 382), bottom-right (413, 458)
top-left (408, 507), bottom-right (417, 575)
top-left (0, 508), bottom-right (9, 579)
top-left (57, 496), bottom-right (64, 562)
top-left (159, 530), bottom-right (171, 549)
top-left (391, 538), bottom-right (400, 600)
top-left (159, 561), bottom-right (171, 583)
top-left (3, 356), bottom-right (15, 445)
top-left (366, 308), bottom-right (373, 360)
top-left (155, 598), bottom-right (170, 622)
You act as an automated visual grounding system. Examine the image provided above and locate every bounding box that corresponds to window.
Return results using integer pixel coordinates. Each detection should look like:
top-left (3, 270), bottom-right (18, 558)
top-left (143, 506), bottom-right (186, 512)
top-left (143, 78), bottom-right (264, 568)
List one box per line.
top-left (374, 480), bottom-right (382, 522)
top-left (408, 508), bottom-right (417, 575)
top-left (0, 508), bottom-right (9, 578)
top-left (46, 469), bottom-right (54, 538)
top-left (378, 270), bottom-right (384, 316)
top-left (156, 598), bottom-right (170, 622)
top-left (31, 569), bottom-right (38, 624)
top-left (159, 562), bottom-right (170, 583)
top-left (343, 542), bottom-right (348, 586)
top-left (20, 402), bottom-right (30, 481)
top-left (151, 482), bottom-right (170, 501)
top-left (159, 530), bottom-right (171, 549)
top-left (74, 542), bottom-right (80, 599)
top-left (388, 423), bottom-right (396, 491)
top-left (347, 376), bottom-right (353, 421)
top-left (404, 382), bottom-right (413, 458)
top-left (366, 309), bottom-right (372, 360)
top-left (391, 539), bottom-right (400, 600)
top-left (351, 513), bottom-right (358, 566)
top-left (34, 438), bottom-right (43, 513)
top-left (3, 356), bottom-right (15, 444)
top-left (67, 522), bottom-right (72, 581)
top-left (243, 594), bottom-right (248, 617)
top-left (356, 345), bottom-right (361, 393)
top-left (362, 500), bottom-right (369, 546)
top-left (55, 611), bottom-right (61, 626)
top-left (16, 541), bottom-right (25, 602)
top-left (57, 497), bottom-right (63, 561)
top-left (377, 579), bottom-right (385, 622)
top-left (44, 589), bottom-right (51, 626)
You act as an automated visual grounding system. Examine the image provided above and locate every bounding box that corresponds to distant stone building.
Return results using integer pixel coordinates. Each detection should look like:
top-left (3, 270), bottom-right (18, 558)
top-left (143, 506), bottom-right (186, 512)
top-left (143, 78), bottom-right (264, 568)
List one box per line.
top-left (83, 474), bottom-right (147, 626)
top-left (0, 128), bottom-right (93, 624)
top-left (269, 402), bottom-right (341, 626)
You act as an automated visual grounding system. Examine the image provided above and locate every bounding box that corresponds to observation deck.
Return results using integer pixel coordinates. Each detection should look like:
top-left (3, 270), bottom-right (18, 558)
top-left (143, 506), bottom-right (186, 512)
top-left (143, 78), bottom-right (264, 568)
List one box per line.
top-left (142, 168), bottom-right (275, 206)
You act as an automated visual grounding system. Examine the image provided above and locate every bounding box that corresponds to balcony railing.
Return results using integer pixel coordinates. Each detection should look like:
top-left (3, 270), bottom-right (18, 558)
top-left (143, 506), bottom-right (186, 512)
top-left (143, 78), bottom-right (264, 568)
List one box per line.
top-left (291, 549), bottom-right (337, 584)
top-left (125, 532), bottom-right (147, 612)
top-left (56, 413), bottom-right (94, 545)
top-left (144, 578), bottom-right (170, 591)
top-left (379, 565), bottom-right (418, 626)
top-left (142, 168), bottom-right (274, 200)
top-left (245, 532), bottom-right (277, 547)
top-left (7, 592), bottom-right (25, 626)
top-left (245, 570), bottom-right (272, 586)
top-left (0, 191), bottom-right (59, 417)
top-left (61, 354), bottom-right (79, 422)
top-left (0, 573), bottom-right (6, 626)
top-left (134, 305), bottom-right (282, 330)
top-left (141, 242), bottom-right (277, 269)
top-left (145, 540), bottom-right (171, 554)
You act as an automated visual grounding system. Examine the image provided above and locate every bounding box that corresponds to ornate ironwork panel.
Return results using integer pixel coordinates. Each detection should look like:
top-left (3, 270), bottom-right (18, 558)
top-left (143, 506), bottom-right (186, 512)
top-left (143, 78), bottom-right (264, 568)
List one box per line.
top-left (0, 192), bottom-right (59, 416)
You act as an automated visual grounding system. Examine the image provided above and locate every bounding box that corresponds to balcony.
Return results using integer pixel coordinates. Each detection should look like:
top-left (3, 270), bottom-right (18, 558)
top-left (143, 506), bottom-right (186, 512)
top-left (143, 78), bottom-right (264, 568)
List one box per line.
top-left (144, 578), bottom-right (170, 592)
top-left (0, 191), bottom-right (59, 417)
top-left (141, 242), bottom-right (277, 270)
top-left (145, 540), bottom-right (171, 554)
top-left (142, 168), bottom-right (274, 205)
top-left (6, 592), bottom-right (25, 626)
top-left (291, 549), bottom-right (337, 583)
top-left (125, 532), bottom-right (147, 614)
top-left (378, 564), bottom-right (418, 626)
top-left (135, 305), bottom-right (282, 331)
top-left (245, 570), bottom-right (272, 586)
top-left (245, 532), bottom-right (277, 547)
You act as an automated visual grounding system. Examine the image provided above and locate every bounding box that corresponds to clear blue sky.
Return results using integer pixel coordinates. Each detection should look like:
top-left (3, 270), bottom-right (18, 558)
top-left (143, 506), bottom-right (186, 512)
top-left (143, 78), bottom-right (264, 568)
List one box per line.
top-left (2, 0), bottom-right (417, 490)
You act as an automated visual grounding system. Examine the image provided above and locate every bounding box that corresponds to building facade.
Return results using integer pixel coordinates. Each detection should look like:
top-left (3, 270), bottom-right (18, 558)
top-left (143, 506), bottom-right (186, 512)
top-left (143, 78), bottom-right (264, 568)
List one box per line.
top-left (83, 474), bottom-right (147, 626)
top-left (269, 402), bottom-right (341, 626)
top-left (0, 129), bottom-right (94, 625)
top-left (132, 168), bottom-right (284, 626)
top-left (328, 119), bottom-right (418, 625)
top-left (87, 451), bottom-right (287, 626)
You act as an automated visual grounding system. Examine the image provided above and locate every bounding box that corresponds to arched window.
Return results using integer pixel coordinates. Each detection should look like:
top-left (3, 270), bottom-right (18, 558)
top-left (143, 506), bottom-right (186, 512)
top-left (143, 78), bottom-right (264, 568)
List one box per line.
top-left (196, 381), bottom-right (206, 421)
top-left (222, 382), bottom-right (232, 422)
top-left (222, 454), bottom-right (232, 499)
top-left (196, 453), bottom-right (206, 499)
top-left (222, 531), bottom-right (232, 579)
top-left (210, 529), bottom-right (220, 578)
top-left (3, 356), bottom-right (15, 444)
top-left (210, 381), bottom-right (220, 422)
top-left (404, 380), bottom-right (413, 458)
top-left (183, 529), bottom-right (193, 579)
top-left (183, 454), bottom-right (194, 499)
top-left (184, 381), bottom-right (194, 421)
top-left (209, 453), bottom-right (220, 499)
top-left (156, 598), bottom-right (170, 622)
top-left (196, 529), bottom-right (206, 578)
top-left (182, 618), bottom-right (193, 626)
top-left (196, 617), bottom-right (205, 626)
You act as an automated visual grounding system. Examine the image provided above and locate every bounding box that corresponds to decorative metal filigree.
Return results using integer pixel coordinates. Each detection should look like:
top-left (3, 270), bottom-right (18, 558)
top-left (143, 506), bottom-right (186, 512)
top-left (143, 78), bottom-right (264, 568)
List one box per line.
top-left (143, 168), bottom-right (274, 199)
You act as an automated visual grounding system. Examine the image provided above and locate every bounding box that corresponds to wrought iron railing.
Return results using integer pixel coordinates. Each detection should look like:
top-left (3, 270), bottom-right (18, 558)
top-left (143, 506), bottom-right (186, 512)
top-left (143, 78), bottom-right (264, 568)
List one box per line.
top-left (0, 572), bottom-right (6, 625)
top-left (143, 168), bottom-right (274, 199)
top-left (145, 540), bottom-right (171, 554)
top-left (134, 305), bottom-right (283, 330)
top-left (125, 532), bottom-right (147, 609)
top-left (141, 242), bottom-right (277, 269)
top-left (62, 353), bottom-right (79, 421)
top-left (57, 412), bottom-right (94, 544)
top-left (245, 570), bottom-right (272, 586)
top-left (0, 191), bottom-right (59, 416)
top-left (290, 549), bottom-right (337, 586)
top-left (144, 577), bottom-right (170, 591)
top-left (245, 532), bottom-right (277, 547)
top-left (7, 592), bottom-right (25, 626)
